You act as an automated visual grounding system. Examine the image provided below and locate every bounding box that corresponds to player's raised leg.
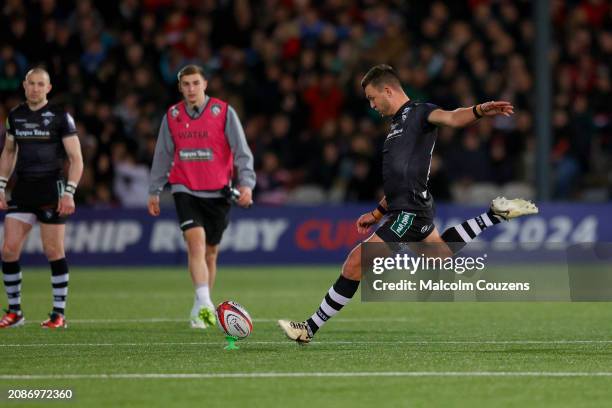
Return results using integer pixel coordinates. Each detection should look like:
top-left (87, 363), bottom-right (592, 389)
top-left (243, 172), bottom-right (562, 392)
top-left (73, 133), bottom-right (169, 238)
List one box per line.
top-left (278, 234), bottom-right (383, 343)
top-left (0, 216), bottom-right (32, 328)
top-left (40, 223), bottom-right (69, 329)
top-left (441, 197), bottom-right (538, 251)
top-left (184, 227), bottom-right (215, 328)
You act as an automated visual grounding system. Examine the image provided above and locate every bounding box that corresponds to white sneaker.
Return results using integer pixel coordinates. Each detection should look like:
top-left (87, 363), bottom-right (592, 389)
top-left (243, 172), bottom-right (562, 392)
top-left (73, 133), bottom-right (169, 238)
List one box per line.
top-left (190, 317), bottom-right (207, 329)
top-left (278, 320), bottom-right (312, 344)
top-left (490, 197), bottom-right (538, 220)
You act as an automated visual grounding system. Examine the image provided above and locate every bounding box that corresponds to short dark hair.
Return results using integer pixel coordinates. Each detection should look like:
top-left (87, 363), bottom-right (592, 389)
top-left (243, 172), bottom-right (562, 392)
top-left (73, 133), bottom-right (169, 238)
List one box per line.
top-left (177, 64), bottom-right (206, 82)
top-left (361, 64), bottom-right (401, 90)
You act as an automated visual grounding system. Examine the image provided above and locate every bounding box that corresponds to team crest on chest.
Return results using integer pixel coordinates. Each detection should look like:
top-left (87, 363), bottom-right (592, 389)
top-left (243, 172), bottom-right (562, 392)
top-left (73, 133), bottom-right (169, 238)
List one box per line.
top-left (210, 103), bottom-right (222, 116)
top-left (401, 106), bottom-right (411, 122)
top-left (41, 111), bottom-right (55, 126)
top-left (171, 106), bottom-right (180, 118)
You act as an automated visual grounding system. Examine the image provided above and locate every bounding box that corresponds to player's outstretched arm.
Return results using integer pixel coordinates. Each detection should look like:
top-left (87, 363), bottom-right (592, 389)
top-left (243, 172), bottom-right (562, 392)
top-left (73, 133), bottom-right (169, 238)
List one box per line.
top-left (0, 136), bottom-right (18, 210)
top-left (427, 101), bottom-right (514, 128)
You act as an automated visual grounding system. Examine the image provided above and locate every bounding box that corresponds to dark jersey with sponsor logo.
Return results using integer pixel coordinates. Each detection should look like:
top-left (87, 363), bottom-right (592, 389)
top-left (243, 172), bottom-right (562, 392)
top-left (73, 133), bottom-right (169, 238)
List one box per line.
top-left (382, 100), bottom-right (439, 212)
top-left (6, 102), bottom-right (77, 178)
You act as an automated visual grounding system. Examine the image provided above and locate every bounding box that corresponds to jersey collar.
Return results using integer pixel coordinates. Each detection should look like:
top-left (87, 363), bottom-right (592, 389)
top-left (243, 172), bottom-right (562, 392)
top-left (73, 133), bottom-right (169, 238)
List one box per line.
top-left (26, 101), bottom-right (49, 112)
top-left (185, 96), bottom-right (209, 119)
top-left (392, 100), bottom-right (413, 121)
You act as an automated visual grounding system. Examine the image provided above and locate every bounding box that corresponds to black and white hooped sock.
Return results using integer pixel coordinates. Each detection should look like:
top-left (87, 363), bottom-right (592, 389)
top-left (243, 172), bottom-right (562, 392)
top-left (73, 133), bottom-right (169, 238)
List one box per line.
top-left (50, 258), bottom-right (69, 315)
top-left (305, 274), bottom-right (360, 336)
top-left (441, 209), bottom-right (502, 252)
top-left (3, 261), bottom-right (22, 313)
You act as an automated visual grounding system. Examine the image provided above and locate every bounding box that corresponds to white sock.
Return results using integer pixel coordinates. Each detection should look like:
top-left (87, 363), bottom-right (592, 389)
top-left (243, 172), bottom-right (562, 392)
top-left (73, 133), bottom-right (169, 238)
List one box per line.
top-left (195, 284), bottom-right (213, 309)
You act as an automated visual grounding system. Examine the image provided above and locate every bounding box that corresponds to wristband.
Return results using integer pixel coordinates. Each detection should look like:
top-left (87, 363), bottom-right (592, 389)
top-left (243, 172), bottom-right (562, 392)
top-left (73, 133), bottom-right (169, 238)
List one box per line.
top-left (0, 176), bottom-right (8, 193)
top-left (64, 182), bottom-right (77, 197)
top-left (376, 204), bottom-right (387, 215)
top-left (473, 105), bottom-right (482, 119)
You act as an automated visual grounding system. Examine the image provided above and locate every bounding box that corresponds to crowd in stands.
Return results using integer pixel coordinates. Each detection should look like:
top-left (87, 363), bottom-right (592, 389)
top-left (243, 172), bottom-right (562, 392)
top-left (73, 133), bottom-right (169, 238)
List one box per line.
top-left (1, 0), bottom-right (610, 206)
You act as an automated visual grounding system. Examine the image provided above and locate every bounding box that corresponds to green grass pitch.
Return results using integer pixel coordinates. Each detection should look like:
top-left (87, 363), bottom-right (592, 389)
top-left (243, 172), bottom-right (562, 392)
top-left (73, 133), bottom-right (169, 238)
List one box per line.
top-left (1, 266), bottom-right (612, 407)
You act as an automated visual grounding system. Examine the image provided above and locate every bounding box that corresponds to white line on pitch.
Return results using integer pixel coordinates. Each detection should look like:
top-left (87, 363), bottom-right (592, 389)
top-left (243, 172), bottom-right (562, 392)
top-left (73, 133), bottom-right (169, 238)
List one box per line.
top-left (2, 372), bottom-right (612, 380)
top-left (2, 340), bottom-right (612, 348)
top-left (66, 318), bottom-right (409, 323)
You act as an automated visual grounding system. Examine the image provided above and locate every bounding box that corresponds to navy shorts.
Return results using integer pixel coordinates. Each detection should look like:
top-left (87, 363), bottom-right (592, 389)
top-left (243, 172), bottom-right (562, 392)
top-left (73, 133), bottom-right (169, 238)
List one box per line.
top-left (6, 176), bottom-right (67, 225)
top-left (375, 208), bottom-right (435, 243)
top-left (173, 193), bottom-right (230, 245)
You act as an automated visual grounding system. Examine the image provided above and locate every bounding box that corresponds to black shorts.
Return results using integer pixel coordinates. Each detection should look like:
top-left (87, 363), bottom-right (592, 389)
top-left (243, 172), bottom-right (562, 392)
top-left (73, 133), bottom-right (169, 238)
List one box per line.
top-left (6, 176), bottom-right (66, 224)
top-left (173, 193), bottom-right (231, 245)
top-left (375, 208), bottom-right (435, 243)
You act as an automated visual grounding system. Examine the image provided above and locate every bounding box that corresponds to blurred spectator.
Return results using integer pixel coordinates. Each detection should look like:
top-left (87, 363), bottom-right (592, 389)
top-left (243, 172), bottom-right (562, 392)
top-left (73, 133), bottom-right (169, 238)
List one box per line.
top-left (0, 1), bottom-right (609, 205)
top-left (447, 132), bottom-right (492, 184)
top-left (255, 151), bottom-right (291, 205)
top-left (0, 60), bottom-right (21, 92)
top-left (302, 72), bottom-right (344, 130)
top-left (112, 144), bottom-right (150, 208)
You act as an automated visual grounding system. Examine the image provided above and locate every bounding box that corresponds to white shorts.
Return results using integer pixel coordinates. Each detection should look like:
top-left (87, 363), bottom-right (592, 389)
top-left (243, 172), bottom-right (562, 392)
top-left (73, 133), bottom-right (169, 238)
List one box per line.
top-left (5, 212), bottom-right (38, 226)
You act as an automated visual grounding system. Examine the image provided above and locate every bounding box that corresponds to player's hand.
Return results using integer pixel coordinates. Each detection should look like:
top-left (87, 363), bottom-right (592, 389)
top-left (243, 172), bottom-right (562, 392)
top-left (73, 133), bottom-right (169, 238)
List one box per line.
top-left (57, 194), bottom-right (75, 216)
top-left (237, 186), bottom-right (253, 208)
top-left (148, 195), bottom-right (160, 216)
top-left (479, 101), bottom-right (514, 117)
top-left (356, 211), bottom-right (379, 234)
top-left (0, 191), bottom-right (7, 210)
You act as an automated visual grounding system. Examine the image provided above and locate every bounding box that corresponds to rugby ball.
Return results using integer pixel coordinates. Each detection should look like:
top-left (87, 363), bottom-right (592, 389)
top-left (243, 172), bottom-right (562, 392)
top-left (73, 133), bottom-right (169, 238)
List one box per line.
top-left (216, 301), bottom-right (253, 339)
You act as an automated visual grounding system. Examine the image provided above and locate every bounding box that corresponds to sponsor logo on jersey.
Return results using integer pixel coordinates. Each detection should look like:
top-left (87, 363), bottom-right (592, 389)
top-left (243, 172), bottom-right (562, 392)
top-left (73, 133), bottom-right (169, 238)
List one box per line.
top-left (386, 128), bottom-right (403, 141)
top-left (178, 148), bottom-right (213, 161)
top-left (24, 123), bottom-right (39, 129)
top-left (14, 129), bottom-right (51, 138)
top-left (178, 130), bottom-right (208, 139)
top-left (41, 111), bottom-right (55, 117)
top-left (390, 211), bottom-right (416, 238)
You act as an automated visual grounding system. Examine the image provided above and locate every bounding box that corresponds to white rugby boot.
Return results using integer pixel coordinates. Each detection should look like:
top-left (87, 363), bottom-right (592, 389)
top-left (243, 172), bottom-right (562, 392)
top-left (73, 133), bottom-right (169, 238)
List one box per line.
top-left (278, 320), bottom-right (312, 344)
top-left (490, 197), bottom-right (539, 221)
